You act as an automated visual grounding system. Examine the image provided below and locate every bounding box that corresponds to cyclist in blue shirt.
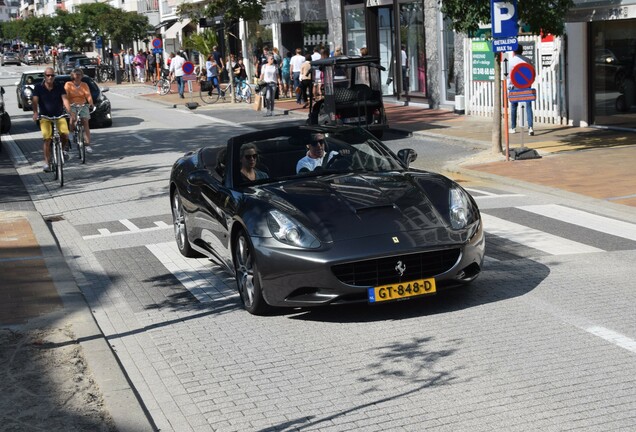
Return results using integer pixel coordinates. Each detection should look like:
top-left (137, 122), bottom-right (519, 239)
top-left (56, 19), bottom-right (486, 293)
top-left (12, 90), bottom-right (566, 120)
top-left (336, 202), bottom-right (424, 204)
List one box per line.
top-left (31, 67), bottom-right (71, 172)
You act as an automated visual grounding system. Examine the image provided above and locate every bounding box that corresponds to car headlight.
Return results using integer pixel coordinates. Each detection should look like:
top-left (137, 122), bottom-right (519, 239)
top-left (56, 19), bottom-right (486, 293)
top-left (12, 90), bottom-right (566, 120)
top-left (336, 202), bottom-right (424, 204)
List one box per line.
top-left (267, 210), bottom-right (320, 249)
top-left (24, 87), bottom-right (33, 98)
top-left (449, 187), bottom-right (473, 229)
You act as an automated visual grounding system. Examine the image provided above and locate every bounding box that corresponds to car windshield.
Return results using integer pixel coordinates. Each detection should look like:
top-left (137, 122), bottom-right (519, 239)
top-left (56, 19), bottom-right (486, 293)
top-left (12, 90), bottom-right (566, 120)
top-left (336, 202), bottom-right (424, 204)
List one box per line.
top-left (231, 127), bottom-right (404, 186)
top-left (79, 58), bottom-right (97, 66)
top-left (24, 73), bottom-right (44, 85)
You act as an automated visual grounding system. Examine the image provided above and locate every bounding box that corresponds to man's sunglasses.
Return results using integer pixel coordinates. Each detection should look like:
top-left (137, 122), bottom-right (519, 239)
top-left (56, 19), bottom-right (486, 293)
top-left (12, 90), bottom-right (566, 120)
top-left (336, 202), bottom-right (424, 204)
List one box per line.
top-left (45, 74), bottom-right (55, 77)
top-left (244, 154), bottom-right (258, 160)
top-left (310, 139), bottom-right (325, 146)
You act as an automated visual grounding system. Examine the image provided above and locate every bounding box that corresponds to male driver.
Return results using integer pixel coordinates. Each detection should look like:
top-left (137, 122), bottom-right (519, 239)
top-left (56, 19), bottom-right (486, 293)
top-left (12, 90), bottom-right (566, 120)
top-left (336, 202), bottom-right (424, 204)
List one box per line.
top-left (32, 67), bottom-right (71, 172)
top-left (169, 51), bottom-right (186, 98)
top-left (296, 133), bottom-right (338, 173)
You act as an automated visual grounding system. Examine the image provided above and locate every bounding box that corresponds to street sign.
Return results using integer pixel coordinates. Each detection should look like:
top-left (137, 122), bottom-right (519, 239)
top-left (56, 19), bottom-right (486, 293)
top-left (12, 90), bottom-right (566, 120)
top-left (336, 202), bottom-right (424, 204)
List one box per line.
top-left (182, 61), bottom-right (195, 75)
top-left (492, 37), bottom-right (518, 53)
top-left (183, 74), bottom-right (197, 81)
top-left (152, 48), bottom-right (163, 55)
top-left (95, 36), bottom-right (103, 49)
top-left (510, 63), bottom-right (536, 89)
top-left (509, 88), bottom-right (536, 102)
top-left (491, 0), bottom-right (519, 39)
top-left (152, 38), bottom-right (163, 49)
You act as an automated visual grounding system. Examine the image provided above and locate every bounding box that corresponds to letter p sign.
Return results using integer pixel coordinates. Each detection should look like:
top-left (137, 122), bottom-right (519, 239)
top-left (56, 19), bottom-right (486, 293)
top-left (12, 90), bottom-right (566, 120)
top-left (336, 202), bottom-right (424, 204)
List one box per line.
top-left (491, 0), bottom-right (519, 39)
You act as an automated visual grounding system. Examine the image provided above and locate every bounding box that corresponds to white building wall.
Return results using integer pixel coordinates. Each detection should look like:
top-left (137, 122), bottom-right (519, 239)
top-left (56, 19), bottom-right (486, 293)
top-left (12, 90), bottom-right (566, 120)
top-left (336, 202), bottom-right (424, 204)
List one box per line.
top-left (565, 22), bottom-right (589, 127)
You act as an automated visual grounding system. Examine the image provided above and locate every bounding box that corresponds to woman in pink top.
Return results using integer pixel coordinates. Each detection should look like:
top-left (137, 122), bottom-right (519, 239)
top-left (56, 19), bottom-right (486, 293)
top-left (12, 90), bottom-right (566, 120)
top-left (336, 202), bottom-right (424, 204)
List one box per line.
top-left (133, 50), bottom-right (146, 83)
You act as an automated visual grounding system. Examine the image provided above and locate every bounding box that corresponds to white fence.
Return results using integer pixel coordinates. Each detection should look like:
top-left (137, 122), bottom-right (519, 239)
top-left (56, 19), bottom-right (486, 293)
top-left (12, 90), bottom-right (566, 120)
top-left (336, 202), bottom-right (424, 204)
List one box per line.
top-left (465, 35), bottom-right (567, 125)
top-left (304, 34), bottom-right (329, 50)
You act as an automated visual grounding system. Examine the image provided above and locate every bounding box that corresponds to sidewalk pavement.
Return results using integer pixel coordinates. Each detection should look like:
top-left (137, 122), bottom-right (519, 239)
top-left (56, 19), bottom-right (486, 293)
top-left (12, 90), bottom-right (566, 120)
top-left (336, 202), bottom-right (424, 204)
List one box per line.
top-left (1, 82), bottom-right (634, 430)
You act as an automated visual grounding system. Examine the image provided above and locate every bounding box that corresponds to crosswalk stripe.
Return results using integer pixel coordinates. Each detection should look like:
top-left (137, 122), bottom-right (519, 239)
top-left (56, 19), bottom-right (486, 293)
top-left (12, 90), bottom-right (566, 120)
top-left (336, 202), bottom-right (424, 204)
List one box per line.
top-left (519, 204), bottom-right (636, 242)
top-left (482, 214), bottom-right (605, 255)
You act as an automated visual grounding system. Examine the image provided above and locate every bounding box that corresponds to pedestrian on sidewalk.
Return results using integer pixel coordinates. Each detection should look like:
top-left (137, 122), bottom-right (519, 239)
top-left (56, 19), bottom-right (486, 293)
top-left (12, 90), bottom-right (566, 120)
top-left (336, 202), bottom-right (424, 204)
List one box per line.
top-left (290, 48), bottom-right (305, 103)
top-left (31, 66), bottom-right (71, 172)
top-left (508, 45), bottom-right (535, 136)
top-left (299, 54), bottom-right (312, 108)
top-left (205, 55), bottom-right (222, 97)
top-left (123, 49), bottom-right (134, 82)
top-left (259, 55), bottom-right (282, 117)
top-left (134, 50), bottom-right (146, 83)
top-left (281, 52), bottom-right (292, 98)
top-left (169, 51), bottom-right (186, 98)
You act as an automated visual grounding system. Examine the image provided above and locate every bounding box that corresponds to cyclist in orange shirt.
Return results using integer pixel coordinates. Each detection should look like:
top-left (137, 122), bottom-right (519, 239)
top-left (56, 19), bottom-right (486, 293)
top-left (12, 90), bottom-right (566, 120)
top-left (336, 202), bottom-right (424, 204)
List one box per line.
top-left (64, 68), bottom-right (94, 152)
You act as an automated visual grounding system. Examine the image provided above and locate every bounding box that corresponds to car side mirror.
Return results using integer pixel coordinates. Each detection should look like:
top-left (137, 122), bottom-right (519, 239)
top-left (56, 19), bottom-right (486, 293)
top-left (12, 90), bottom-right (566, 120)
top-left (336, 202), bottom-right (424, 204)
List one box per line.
top-left (100, 86), bottom-right (109, 93)
top-left (0, 87), bottom-right (4, 95)
top-left (397, 148), bottom-right (417, 167)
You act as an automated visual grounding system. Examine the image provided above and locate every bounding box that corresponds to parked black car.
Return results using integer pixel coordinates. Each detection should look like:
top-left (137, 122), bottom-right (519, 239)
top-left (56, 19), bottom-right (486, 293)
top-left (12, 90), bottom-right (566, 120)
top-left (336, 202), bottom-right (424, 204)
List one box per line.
top-left (73, 57), bottom-right (99, 78)
top-left (62, 55), bottom-right (88, 75)
top-left (55, 51), bottom-right (83, 74)
top-left (54, 75), bottom-right (112, 128)
top-left (0, 87), bottom-right (11, 135)
top-left (1, 51), bottom-right (22, 66)
top-left (15, 70), bottom-right (45, 111)
top-left (170, 125), bottom-right (484, 315)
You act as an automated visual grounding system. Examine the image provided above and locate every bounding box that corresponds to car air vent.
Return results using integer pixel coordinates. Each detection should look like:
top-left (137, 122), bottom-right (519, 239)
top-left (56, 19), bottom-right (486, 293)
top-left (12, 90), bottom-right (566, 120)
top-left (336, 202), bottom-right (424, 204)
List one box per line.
top-left (332, 249), bottom-right (461, 286)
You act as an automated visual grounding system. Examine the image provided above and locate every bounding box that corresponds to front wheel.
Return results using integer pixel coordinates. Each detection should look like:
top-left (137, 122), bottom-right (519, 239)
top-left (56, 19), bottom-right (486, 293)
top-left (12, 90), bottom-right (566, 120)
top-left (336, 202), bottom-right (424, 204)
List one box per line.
top-left (157, 79), bottom-right (171, 95)
top-left (77, 127), bottom-right (86, 164)
top-left (233, 231), bottom-right (269, 315)
top-left (199, 85), bottom-right (221, 104)
top-left (55, 141), bottom-right (63, 187)
top-left (240, 84), bottom-right (252, 104)
top-left (171, 190), bottom-right (201, 257)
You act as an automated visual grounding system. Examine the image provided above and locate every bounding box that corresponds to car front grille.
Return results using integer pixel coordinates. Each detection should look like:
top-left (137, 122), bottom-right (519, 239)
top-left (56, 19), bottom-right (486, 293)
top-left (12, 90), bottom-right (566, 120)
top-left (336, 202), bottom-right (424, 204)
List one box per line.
top-left (332, 249), bottom-right (461, 287)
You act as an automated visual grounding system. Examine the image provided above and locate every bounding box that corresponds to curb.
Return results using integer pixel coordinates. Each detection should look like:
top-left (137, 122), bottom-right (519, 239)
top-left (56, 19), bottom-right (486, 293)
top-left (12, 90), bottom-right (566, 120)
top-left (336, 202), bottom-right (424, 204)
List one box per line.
top-left (23, 210), bottom-right (156, 432)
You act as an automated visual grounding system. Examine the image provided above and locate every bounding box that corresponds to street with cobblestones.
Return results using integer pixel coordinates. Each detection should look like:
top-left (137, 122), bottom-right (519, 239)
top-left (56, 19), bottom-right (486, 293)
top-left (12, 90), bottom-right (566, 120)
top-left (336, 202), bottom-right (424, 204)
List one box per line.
top-left (1, 64), bottom-right (636, 431)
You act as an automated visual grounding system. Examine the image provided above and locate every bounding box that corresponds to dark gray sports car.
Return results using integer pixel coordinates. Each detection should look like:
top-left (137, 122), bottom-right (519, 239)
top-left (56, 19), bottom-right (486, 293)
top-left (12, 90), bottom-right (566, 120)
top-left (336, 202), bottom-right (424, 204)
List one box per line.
top-left (170, 126), bottom-right (484, 315)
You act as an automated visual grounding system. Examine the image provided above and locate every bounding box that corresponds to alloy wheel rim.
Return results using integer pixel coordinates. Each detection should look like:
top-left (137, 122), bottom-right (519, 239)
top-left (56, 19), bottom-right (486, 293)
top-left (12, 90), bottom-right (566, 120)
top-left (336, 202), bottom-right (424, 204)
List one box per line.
top-left (235, 235), bottom-right (254, 307)
top-left (172, 194), bottom-right (186, 250)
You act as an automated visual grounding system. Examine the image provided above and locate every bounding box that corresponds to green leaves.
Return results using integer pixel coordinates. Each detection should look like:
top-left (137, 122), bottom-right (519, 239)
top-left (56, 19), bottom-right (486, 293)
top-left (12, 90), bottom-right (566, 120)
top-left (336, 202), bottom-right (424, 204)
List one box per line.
top-left (440, 0), bottom-right (574, 36)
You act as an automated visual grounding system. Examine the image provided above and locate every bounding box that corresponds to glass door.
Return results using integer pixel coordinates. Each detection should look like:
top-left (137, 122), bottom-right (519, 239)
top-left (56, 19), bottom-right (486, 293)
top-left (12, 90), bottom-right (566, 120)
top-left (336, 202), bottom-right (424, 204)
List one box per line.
top-left (378, 7), bottom-right (395, 96)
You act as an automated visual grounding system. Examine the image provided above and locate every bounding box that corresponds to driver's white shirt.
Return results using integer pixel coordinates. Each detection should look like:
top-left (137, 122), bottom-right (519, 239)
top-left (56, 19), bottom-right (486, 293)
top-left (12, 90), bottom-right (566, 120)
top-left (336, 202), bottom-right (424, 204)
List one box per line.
top-left (296, 151), bottom-right (338, 173)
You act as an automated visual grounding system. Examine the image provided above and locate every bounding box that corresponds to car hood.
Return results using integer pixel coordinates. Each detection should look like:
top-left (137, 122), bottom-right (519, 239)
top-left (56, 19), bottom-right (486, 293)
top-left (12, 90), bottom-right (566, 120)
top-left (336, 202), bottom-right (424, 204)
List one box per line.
top-left (255, 171), bottom-right (466, 244)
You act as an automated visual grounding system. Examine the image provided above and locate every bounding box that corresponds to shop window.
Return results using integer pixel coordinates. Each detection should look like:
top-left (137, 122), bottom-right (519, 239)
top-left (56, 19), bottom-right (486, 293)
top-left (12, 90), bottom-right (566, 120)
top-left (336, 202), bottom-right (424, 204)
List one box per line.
top-left (345, 6), bottom-right (366, 56)
top-left (399, 2), bottom-right (426, 96)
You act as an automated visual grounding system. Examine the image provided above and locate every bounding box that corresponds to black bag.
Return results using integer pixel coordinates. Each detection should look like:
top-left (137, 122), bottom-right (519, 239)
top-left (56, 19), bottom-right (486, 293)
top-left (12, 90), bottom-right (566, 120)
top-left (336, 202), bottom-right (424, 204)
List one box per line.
top-left (200, 81), bottom-right (212, 92)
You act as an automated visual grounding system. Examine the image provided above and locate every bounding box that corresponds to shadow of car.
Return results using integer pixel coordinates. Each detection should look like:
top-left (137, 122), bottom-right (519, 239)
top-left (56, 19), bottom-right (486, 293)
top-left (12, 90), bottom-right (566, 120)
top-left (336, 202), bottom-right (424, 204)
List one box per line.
top-left (2, 52), bottom-right (22, 66)
top-left (15, 70), bottom-right (45, 111)
top-left (54, 74), bottom-right (112, 128)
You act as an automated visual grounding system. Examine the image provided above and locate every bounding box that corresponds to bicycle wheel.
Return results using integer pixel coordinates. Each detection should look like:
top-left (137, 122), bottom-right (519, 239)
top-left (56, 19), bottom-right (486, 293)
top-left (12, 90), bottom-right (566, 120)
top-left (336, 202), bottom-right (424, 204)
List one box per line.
top-left (98, 67), bottom-right (109, 83)
top-left (199, 82), bottom-right (221, 104)
top-left (51, 142), bottom-right (58, 180)
top-left (157, 79), bottom-right (171, 95)
top-left (219, 83), bottom-right (232, 101)
top-left (77, 126), bottom-right (86, 164)
top-left (55, 140), bottom-right (64, 186)
top-left (241, 84), bottom-right (253, 104)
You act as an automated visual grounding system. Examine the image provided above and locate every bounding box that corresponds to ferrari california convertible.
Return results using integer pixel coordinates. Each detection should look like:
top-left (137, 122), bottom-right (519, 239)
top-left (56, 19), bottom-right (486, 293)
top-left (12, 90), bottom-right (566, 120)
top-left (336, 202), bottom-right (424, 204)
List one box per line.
top-left (170, 126), bottom-right (484, 315)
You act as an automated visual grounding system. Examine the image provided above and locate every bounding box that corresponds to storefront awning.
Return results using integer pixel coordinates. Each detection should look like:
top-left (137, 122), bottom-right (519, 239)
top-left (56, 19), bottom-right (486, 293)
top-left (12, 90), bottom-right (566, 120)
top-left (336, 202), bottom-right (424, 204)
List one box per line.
top-left (155, 19), bottom-right (177, 31)
top-left (164, 18), bottom-right (191, 40)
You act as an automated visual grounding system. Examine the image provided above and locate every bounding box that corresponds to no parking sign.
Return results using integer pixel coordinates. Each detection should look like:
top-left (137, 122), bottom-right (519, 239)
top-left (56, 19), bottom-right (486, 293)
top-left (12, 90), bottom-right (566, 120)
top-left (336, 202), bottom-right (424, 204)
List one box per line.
top-left (510, 63), bottom-right (535, 89)
top-left (182, 61), bottom-right (195, 75)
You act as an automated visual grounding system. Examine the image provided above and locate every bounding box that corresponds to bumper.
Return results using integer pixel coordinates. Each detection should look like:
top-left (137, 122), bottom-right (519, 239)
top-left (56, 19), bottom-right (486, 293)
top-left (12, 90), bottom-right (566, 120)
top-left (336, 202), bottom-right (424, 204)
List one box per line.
top-left (252, 222), bottom-right (484, 308)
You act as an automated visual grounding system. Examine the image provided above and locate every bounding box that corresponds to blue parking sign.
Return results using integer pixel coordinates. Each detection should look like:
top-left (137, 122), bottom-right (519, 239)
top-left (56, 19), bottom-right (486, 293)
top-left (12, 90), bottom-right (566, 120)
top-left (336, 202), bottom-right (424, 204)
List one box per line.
top-left (491, 0), bottom-right (519, 39)
top-left (95, 36), bottom-right (103, 49)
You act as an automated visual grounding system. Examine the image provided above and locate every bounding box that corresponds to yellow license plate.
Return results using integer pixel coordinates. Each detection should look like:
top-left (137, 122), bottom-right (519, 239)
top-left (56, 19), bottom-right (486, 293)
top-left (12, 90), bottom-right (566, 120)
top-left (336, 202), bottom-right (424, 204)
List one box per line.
top-left (368, 278), bottom-right (436, 303)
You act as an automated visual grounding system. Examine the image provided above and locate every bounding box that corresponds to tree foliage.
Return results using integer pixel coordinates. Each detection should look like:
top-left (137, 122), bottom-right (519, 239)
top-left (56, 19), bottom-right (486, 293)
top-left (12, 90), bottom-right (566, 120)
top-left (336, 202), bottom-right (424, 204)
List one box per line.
top-left (0, 4), bottom-right (150, 49)
top-left (440, 0), bottom-right (574, 36)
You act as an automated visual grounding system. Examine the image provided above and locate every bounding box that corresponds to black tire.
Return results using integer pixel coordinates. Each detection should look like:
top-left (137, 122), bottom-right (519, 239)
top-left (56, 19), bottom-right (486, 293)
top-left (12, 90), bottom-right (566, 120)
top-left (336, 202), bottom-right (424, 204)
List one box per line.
top-left (0, 112), bottom-right (11, 134)
top-left (199, 88), bottom-right (220, 104)
top-left (615, 94), bottom-right (628, 112)
top-left (233, 230), bottom-right (270, 315)
top-left (171, 190), bottom-right (201, 258)
top-left (77, 128), bottom-right (86, 164)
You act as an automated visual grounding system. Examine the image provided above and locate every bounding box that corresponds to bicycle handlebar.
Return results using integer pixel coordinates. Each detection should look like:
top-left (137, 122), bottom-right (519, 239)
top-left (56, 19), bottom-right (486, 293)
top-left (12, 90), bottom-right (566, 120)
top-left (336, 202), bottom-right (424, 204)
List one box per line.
top-left (38, 114), bottom-right (69, 121)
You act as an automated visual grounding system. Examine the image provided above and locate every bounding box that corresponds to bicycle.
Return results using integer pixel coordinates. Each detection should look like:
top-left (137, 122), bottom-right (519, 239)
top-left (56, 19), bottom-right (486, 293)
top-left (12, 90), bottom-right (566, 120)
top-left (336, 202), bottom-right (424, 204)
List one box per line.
top-left (199, 79), bottom-right (252, 104)
top-left (156, 70), bottom-right (174, 95)
top-left (39, 113), bottom-right (69, 187)
top-left (70, 103), bottom-right (95, 164)
top-left (97, 64), bottom-right (114, 83)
